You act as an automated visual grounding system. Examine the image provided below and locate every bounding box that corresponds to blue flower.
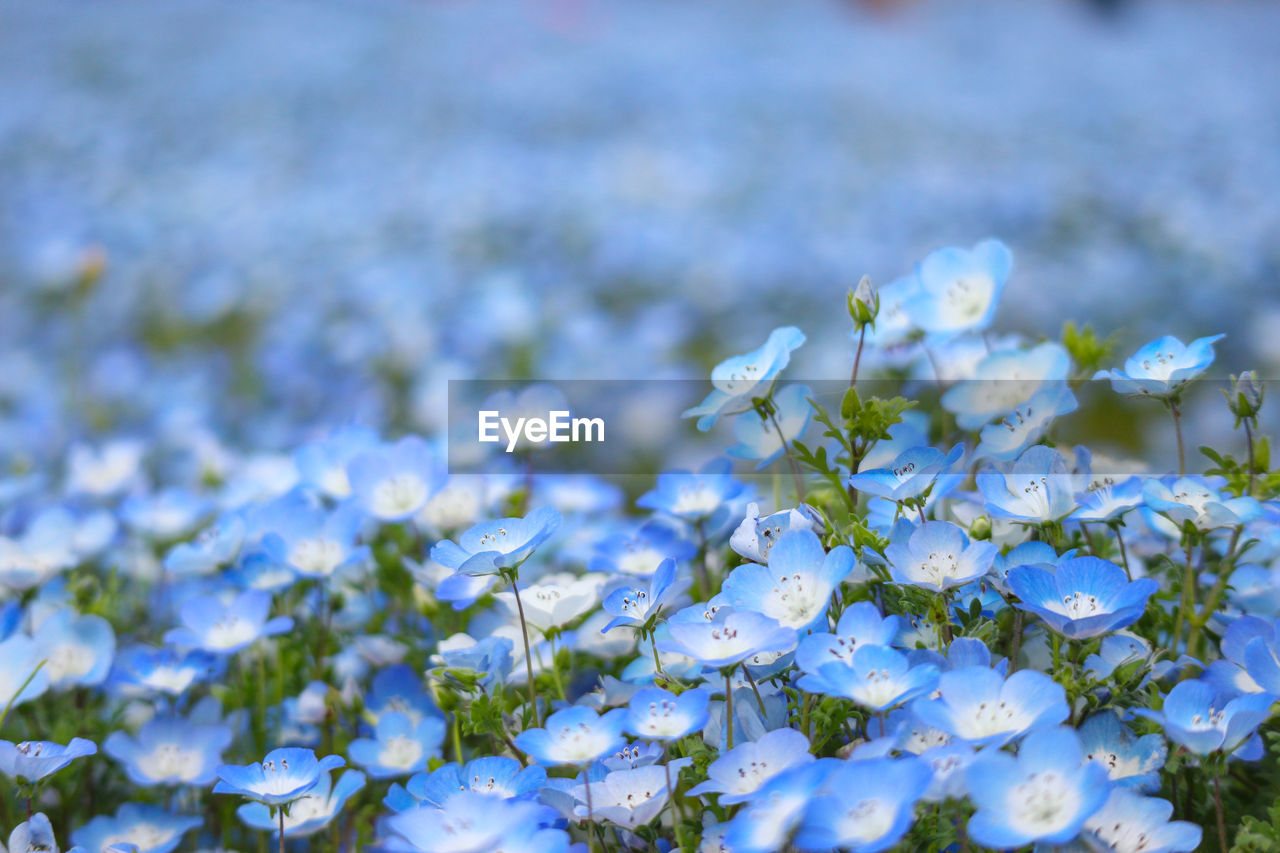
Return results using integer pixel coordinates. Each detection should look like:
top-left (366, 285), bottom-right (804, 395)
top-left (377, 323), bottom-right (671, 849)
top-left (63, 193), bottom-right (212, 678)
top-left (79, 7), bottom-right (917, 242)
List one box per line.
top-left (911, 666), bottom-right (1069, 746)
top-left (1231, 616), bottom-right (1280, 694)
top-left (1142, 476), bottom-right (1263, 531)
top-left (624, 686), bottom-right (709, 740)
top-left (1094, 334), bottom-right (1225, 399)
top-left (1007, 556), bottom-right (1157, 639)
top-left (729, 502), bottom-right (824, 564)
top-left (432, 635), bottom-right (514, 692)
top-left (237, 769), bottom-right (365, 838)
top-left (589, 519), bottom-right (697, 577)
top-left (1079, 788), bottom-right (1202, 853)
top-left (601, 557), bottom-right (691, 633)
top-left (1077, 711), bottom-right (1166, 792)
top-left (163, 513), bottom-right (245, 576)
top-left (636, 458), bottom-right (746, 524)
top-left (964, 726), bottom-right (1109, 848)
top-left (347, 435), bottom-right (442, 521)
top-left (294, 425), bottom-right (380, 499)
top-left (719, 760), bottom-right (836, 853)
top-left (7, 813), bottom-right (60, 853)
top-left (688, 727), bottom-right (813, 804)
top-left (104, 716), bottom-right (232, 786)
top-left (725, 383), bottom-right (813, 468)
top-left (513, 705), bottom-right (628, 766)
top-left (70, 803), bottom-right (202, 853)
top-left (258, 493), bottom-right (367, 579)
top-left (1137, 680), bottom-right (1275, 756)
top-left (0, 633), bottom-right (50, 710)
top-left (902, 239), bottom-right (1012, 335)
top-left (885, 521), bottom-right (997, 593)
top-left (795, 756), bottom-right (931, 852)
top-left (720, 529), bottom-right (854, 631)
top-left (213, 748), bottom-right (345, 806)
top-left (799, 644), bottom-right (938, 712)
top-left (429, 506), bottom-right (561, 577)
top-left (32, 608), bottom-right (115, 689)
top-left (683, 326), bottom-right (806, 431)
top-left (940, 342), bottom-right (1071, 429)
top-left (848, 443), bottom-right (964, 503)
top-left (164, 589), bottom-right (293, 654)
top-left (364, 664), bottom-right (439, 726)
top-left (977, 444), bottom-right (1078, 522)
top-left (658, 607), bottom-right (798, 669)
top-left (1071, 474), bottom-right (1145, 522)
top-left (348, 711), bottom-right (445, 778)
top-left (570, 764), bottom-right (681, 829)
top-left (0, 737), bottom-right (96, 782)
top-left (381, 792), bottom-right (565, 853)
top-left (974, 382), bottom-right (1078, 461)
top-left (384, 755), bottom-right (546, 812)
top-left (990, 540), bottom-right (1072, 593)
top-left (795, 601), bottom-right (901, 674)
top-left (105, 645), bottom-right (219, 697)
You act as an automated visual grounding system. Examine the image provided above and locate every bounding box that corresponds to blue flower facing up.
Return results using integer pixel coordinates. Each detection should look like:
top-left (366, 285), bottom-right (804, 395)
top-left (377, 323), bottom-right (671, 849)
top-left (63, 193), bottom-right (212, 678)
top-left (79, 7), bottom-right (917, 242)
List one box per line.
top-left (795, 756), bottom-right (931, 852)
top-left (1071, 474), bottom-right (1145, 523)
top-left (795, 601), bottom-right (901, 673)
top-left (381, 791), bottom-right (565, 853)
top-left (902, 239), bottom-right (1012, 336)
top-left (729, 502), bottom-right (824, 564)
top-left (683, 326), bottom-right (806, 431)
top-left (164, 588), bottom-right (293, 655)
top-left (720, 529), bottom-right (855, 631)
top-left (940, 341), bottom-right (1071, 429)
top-left (725, 383), bottom-right (813, 468)
top-left (719, 760), bottom-right (837, 853)
top-left (163, 513), bottom-right (245, 576)
top-left (1079, 787), bottom-right (1201, 853)
top-left (429, 506), bottom-right (561, 577)
top-left (601, 557), bottom-right (691, 634)
top-left (346, 435), bottom-right (443, 521)
top-left (964, 726), bottom-right (1110, 849)
top-left (636, 458), bottom-right (746, 525)
top-left (974, 382), bottom-right (1078, 462)
top-left (624, 686), bottom-right (710, 740)
top-left (104, 716), bottom-right (232, 786)
top-left (910, 666), bottom-right (1069, 747)
top-left (513, 705), bottom-right (628, 766)
top-left (658, 606), bottom-right (798, 670)
top-left (688, 727), bottom-right (813, 805)
top-left (1142, 476), bottom-right (1263, 532)
top-left (348, 710), bottom-right (445, 778)
top-left (1137, 680), bottom-right (1275, 756)
top-left (7, 813), bottom-right (61, 853)
top-left (383, 755), bottom-right (546, 813)
top-left (214, 748), bottom-right (346, 807)
top-left (33, 608), bottom-right (115, 690)
top-left (885, 521), bottom-right (998, 593)
top-left (236, 768), bottom-right (366, 839)
top-left (0, 737), bottom-right (96, 783)
top-left (1007, 556), bottom-right (1158, 639)
top-left (848, 443), bottom-right (964, 503)
top-left (799, 644), bottom-right (939, 712)
top-left (589, 519), bottom-right (697, 577)
top-left (1077, 711), bottom-right (1167, 792)
top-left (106, 645), bottom-right (219, 697)
top-left (0, 633), bottom-right (51, 710)
top-left (977, 444), bottom-right (1078, 523)
top-left (1094, 334), bottom-right (1225, 399)
top-left (70, 803), bottom-right (202, 853)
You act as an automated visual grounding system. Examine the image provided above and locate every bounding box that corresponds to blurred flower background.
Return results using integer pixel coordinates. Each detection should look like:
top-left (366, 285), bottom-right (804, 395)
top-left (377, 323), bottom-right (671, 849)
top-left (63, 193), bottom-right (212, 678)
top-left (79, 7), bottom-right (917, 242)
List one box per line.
top-left (2, 0), bottom-right (1279, 463)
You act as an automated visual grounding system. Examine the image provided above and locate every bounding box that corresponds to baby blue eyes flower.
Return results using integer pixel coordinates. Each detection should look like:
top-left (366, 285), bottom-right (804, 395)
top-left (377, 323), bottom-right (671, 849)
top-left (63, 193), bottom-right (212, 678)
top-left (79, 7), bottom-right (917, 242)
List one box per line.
top-left (70, 803), bottom-right (202, 853)
top-left (940, 341), bottom-right (1071, 430)
top-left (33, 608), bottom-right (115, 690)
top-left (294, 424), bottom-right (380, 499)
top-left (911, 666), bottom-right (1069, 746)
top-left (381, 791), bottom-right (564, 853)
top-left (1007, 556), bottom-right (1158, 640)
top-left (384, 755), bottom-right (546, 812)
top-left (0, 737), bottom-right (96, 782)
top-left (236, 768), bottom-right (366, 839)
top-left (974, 382), bottom-right (1078, 462)
top-left (347, 710), bottom-right (445, 778)
top-left (720, 760), bottom-right (837, 853)
top-left (729, 502), bottom-right (824, 564)
top-left (570, 764), bottom-right (678, 829)
top-left (513, 705), bottom-right (628, 766)
top-left (163, 513), bottom-right (245, 576)
top-left (347, 435), bottom-right (442, 521)
top-left (1071, 474), bottom-right (1145, 522)
top-left (1094, 333), bottom-right (1225, 399)
top-left (164, 589), bottom-right (293, 654)
top-left (7, 812), bottom-right (60, 853)
top-left (1138, 680), bottom-right (1275, 756)
top-left (683, 326), bottom-right (806, 431)
top-left (636, 458), bottom-right (746, 524)
top-left (795, 756), bottom-right (932, 853)
top-left (601, 558), bottom-right (690, 633)
top-left (885, 521), bottom-right (997, 593)
top-left (977, 444), bottom-right (1078, 523)
top-left (848, 443), bottom-right (964, 503)
top-left (106, 645), bottom-right (218, 697)
top-left (429, 506), bottom-right (561, 577)
top-left (213, 747), bottom-right (346, 806)
top-left (104, 717), bottom-right (231, 786)
top-left (725, 383), bottom-right (812, 468)
top-left (0, 633), bottom-right (50, 710)
top-left (1080, 787), bottom-right (1202, 853)
top-left (624, 686), bottom-right (710, 740)
top-left (799, 645), bottom-right (939, 712)
top-left (903, 238), bottom-right (1012, 335)
top-left (1142, 476), bottom-right (1263, 531)
top-left (964, 726), bottom-right (1110, 849)
top-left (795, 601), bottom-right (901, 673)
top-left (658, 607), bottom-right (798, 669)
top-left (688, 727), bottom-right (814, 804)
top-left (590, 519), bottom-right (697, 577)
top-left (719, 529), bottom-right (855, 631)
top-left (1077, 711), bottom-right (1167, 792)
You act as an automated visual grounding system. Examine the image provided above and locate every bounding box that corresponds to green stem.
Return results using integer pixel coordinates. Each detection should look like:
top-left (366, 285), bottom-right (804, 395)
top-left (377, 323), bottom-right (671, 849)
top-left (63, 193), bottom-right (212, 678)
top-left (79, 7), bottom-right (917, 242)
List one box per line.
top-left (1170, 400), bottom-right (1186, 477)
top-left (510, 579), bottom-right (541, 728)
top-left (851, 325), bottom-right (866, 388)
top-left (1213, 772), bottom-right (1228, 853)
top-left (0, 660), bottom-right (45, 731)
top-left (724, 671), bottom-right (735, 750)
top-left (766, 407), bottom-right (806, 502)
top-left (278, 806), bottom-right (286, 853)
top-left (1244, 418), bottom-right (1257, 496)
top-left (1112, 522), bottom-right (1132, 581)
top-left (1172, 540), bottom-right (1196, 653)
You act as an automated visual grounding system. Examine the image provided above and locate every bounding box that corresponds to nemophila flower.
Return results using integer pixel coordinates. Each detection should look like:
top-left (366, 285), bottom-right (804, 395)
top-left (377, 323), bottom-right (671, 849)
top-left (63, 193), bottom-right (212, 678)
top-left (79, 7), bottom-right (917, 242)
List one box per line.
top-left (725, 383), bottom-right (813, 468)
top-left (885, 521), bottom-right (997, 593)
top-left (974, 382), bottom-right (1078, 461)
top-left (214, 748), bottom-right (345, 807)
top-left (720, 760), bottom-right (837, 853)
top-left (381, 792), bottom-right (564, 853)
top-left (848, 443), bottom-right (964, 503)
top-left (689, 727), bottom-right (813, 805)
top-left (658, 606), bottom-right (798, 669)
top-left (624, 686), bottom-right (709, 740)
top-left (104, 716), bottom-right (231, 786)
top-left (1079, 787), bottom-right (1201, 853)
top-left (913, 742), bottom-right (977, 803)
top-left (911, 666), bottom-right (1069, 746)
top-left (601, 558), bottom-right (690, 633)
top-left (430, 506), bottom-right (561, 577)
top-left (570, 764), bottom-right (674, 828)
top-left (163, 514), bottom-right (245, 577)
top-left (799, 644), bottom-right (938, 711)
top-left (7, 812), bottom-right (61, 853)
top-left (1137, 679), bottom-right (1275, 756)
top-left (0, 737), bottom-right (96, 782)
top-left (494, 571), bottom-right (602, 634)
top-left (902, 239), bottom-right (1011, 336)
top-left (294, 425), bottom-right (380, 499)
top-left (347, 435), bottom-right (442, 521)
top-left (257, 496), bottom-right (367, 579)
top-left (977, 444), bottom-right (1078, 522)
top-left (120, 488), bottom-right (209, 541)
top-left (1071, 474), bottom-right (1145, 522)
top-left (637, 458), bottom-right (746, 524)
top-left (32, 608), bottom-right (115, 689)
top-left (384, 756), bottom-right (546, 813)
top-left (364, 664), bottom-right (439, 726)
top-left (720, 529), bottom-right (854, 631)
top-left (1210, 615), bottom-right (1280, 695)
top-left (795, 601), bottom-right (900, 673)
top-left (106, 645), bottom-right (219, 697)
top-left (1094, 334), bottom-right (1225, 399)
top-left (1078, 711), bottom-right (1167, 792)
top-left (1007, 556), bottom-right (1157, 639)
top-left (431, 635), bottom-right (514, 692)
top-left (237, 769), bottom-right (366, 838)
top-left (0, 525), bottom-right (76, 591)
top-left (965, 726), bottom-right (1110, 849)
top-left (989, 540), bottom-right (1072, 593)
top-left (794, 755), bottom-right (931, 852)
top-left (1141, 476), bottom-right (1262, 532)
top-left (70, 803), bottom-right (201, 853)
top-left (164, 589), bottom-right (292, 654)
top-left (683, 326), bottom-right (806, 431)
top-left (0, 633), bottom-right (50, 709)
top-left (729, 502), bottom-right (823, 564)
top-left (348, 711), bottom-right (445, 778)
top-left (514, 705), bottom-right (628, 766)
top-left (940, 341), bottom-right (1071, 429)
top-left (589, 519), bottom-right (697, 577)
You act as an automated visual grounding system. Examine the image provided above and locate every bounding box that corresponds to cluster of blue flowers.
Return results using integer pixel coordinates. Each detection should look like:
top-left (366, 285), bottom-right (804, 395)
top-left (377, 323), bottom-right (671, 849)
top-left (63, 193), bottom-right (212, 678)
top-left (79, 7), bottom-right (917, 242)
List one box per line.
top-left (0, 237), bottom-right (1277, 853)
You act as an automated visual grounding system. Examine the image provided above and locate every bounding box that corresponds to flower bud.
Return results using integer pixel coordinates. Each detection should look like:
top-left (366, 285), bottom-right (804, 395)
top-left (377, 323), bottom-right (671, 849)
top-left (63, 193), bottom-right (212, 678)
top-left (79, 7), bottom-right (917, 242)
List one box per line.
top-left (847, 275), bottom-right (879, 330)
top-left (1225, 370), bottom-right (1264, 422)
top-left (969, 515), bottom-right (993, 541)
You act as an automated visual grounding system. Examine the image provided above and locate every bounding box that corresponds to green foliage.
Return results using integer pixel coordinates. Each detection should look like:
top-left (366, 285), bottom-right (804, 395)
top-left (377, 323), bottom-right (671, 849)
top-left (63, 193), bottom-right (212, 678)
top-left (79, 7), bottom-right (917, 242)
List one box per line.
top-left (1061, 321), bottom-right (1116, 381)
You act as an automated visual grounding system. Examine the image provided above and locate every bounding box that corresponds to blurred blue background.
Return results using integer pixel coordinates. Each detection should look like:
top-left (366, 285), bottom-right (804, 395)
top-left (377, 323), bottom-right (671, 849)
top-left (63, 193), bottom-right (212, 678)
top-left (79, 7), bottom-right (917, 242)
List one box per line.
top-left (2, 0), bottom-right (1278, 463)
